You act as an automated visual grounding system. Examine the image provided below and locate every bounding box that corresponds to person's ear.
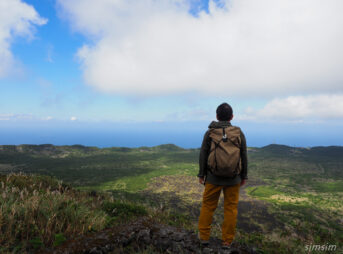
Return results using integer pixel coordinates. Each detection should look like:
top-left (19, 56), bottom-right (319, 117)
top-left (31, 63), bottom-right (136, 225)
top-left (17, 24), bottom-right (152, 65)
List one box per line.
top-left (230, 114), bottom-right (234, 121)
top-left (216, 114), bottom-right (219, 120)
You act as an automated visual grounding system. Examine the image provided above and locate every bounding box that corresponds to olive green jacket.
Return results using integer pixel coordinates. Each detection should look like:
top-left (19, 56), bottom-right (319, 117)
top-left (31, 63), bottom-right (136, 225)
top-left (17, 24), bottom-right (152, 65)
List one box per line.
top-left (197, 121), bottom-right (248, 186)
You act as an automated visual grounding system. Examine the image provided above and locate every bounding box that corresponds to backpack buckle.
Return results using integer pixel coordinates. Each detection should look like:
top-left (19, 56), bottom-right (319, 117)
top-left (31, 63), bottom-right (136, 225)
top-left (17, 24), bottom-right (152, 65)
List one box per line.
top-left (222, 128), bottom-right (228, 142)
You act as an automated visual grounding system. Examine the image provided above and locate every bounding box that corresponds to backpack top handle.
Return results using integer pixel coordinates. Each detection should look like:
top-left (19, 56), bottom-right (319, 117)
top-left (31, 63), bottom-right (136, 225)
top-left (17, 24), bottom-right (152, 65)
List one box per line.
top-left (222, 127), bottom-right (228, 142)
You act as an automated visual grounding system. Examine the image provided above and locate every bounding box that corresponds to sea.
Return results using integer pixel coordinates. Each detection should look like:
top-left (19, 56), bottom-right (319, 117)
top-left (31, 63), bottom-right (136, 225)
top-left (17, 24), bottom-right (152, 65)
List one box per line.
top-left (0, 121), bottom-right (342, 148)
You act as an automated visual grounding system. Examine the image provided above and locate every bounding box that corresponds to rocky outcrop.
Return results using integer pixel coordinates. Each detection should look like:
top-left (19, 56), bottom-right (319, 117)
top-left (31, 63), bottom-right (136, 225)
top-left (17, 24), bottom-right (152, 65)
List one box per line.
top-left (43, 218), bottom-right (256, 254)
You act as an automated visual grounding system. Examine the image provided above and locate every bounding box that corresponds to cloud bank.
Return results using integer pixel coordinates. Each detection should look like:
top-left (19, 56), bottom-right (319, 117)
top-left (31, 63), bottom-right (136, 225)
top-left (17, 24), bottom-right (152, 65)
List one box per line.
top-left (58, 0), bottom-right (343, 96)
top-left (240, 94), bottom-right (343, 121)
top-left (0, 0), bottom-right (47, 77)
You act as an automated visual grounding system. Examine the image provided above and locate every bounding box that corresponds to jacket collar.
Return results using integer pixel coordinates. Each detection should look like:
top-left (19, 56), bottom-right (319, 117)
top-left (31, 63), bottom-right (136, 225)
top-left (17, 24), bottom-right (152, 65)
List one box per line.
top-left (208, 121), bottom-right (232, 129)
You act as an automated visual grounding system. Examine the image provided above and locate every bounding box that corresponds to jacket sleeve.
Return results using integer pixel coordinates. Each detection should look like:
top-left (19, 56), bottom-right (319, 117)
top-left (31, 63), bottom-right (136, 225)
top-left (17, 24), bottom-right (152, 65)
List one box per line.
top-left (198, 130), bottom-right (211, 178)
top-left (240, 131), bottom-right (248, 180)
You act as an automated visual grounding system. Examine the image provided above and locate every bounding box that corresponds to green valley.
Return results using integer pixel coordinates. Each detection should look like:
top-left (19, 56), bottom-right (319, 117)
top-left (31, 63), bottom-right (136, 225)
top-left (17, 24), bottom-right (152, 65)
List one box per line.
top-left (0, 144), bottom-right (342, 253)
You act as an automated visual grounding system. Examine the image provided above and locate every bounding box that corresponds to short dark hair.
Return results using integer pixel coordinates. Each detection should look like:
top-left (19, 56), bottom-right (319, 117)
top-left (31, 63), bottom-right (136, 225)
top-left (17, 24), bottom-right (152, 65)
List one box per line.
top-left (216, 103), bottom-right (233, 121)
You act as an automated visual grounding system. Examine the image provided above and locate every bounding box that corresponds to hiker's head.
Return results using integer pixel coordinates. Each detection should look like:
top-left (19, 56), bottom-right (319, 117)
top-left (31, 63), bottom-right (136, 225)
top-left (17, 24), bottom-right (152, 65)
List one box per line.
top-left (216, 103), bottom-right (233, 121)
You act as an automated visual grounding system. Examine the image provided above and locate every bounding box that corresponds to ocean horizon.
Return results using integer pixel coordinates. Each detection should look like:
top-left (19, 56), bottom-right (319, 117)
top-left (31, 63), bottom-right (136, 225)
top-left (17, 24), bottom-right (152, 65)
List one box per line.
top-left (1, 121), bottom-right (342, 148)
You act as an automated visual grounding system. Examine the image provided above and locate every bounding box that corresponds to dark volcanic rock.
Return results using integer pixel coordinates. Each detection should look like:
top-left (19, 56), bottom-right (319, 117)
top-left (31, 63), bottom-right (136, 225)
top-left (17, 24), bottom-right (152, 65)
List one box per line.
top-left (43, 218), bottom-right (255, 254)
top-left (136, 229), bottom-right (151, 244)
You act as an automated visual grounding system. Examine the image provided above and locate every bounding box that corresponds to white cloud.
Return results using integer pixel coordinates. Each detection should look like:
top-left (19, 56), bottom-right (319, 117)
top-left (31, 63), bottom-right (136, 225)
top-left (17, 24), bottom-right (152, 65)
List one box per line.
top-left (0, 114), bottom-right (13, 121)
top-left (57, 0), bottom-right (343, 96)
top-left (239, 94), bottom-right (343, 121)
top-left (44, 116), bottom-right (53, 121)
top-left (45, 44), bottom-right (54, 63)
top-left (70, 116), bottom-right (77, 121)
top-left (0, 113), bottom-right (33, 121)
top-left (0, 0), bottom-right (47, 77)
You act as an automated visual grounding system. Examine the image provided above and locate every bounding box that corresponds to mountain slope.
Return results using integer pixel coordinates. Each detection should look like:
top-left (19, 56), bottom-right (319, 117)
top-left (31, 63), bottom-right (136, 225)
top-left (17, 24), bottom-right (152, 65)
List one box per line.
top-left (0, 144), bottom-right (342, 253)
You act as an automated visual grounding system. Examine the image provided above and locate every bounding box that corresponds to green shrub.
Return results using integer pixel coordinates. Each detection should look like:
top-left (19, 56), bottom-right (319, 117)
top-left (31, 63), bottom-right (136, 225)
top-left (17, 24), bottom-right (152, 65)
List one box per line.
top-left (53, 233), bottom-right (66, 247)
top-left (102, 201), bottom-right (147, 219)
top-left (29, 237), bottom-right (43, 249)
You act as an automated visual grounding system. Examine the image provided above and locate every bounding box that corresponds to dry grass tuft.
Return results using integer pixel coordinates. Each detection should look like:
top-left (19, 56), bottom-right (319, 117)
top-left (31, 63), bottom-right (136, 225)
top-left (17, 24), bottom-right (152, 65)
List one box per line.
top-left (0, 173), bottom-right (109, 253)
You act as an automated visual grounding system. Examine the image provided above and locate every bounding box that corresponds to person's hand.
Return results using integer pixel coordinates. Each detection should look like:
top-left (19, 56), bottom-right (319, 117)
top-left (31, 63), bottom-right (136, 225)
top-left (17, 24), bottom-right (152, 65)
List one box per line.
top-left (199, 177), bottom-right (205, 185)
top-left (240, 179), bottom-right (247, 186)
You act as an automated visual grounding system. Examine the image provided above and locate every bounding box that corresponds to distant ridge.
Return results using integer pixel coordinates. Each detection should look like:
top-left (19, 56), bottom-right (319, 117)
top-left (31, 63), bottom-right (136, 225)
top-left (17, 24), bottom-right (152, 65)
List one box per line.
top-left (261, 144), bottom-right (293, 150)
top-left (0, 143), bottom-right (342, 153)
top-left (0, 144), bottom-right (99, 155)
top-left (261, 143), bottom-right (343, 151)
top-left (0, 143), bottom-right (186, 157)
top-left (260, 144), bottom-right (343, 160)
top-left (153, 144), bottom-right (183, 151)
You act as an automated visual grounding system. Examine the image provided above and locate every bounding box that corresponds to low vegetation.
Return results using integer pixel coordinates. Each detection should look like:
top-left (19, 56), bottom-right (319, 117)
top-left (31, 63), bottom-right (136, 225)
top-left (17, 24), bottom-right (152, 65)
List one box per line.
top-left (0, 144), bottom-right (342, 253)
top-left (0, 173), bottom-right (105, 252)
top-left (0, 173), bottom-right (195, 253)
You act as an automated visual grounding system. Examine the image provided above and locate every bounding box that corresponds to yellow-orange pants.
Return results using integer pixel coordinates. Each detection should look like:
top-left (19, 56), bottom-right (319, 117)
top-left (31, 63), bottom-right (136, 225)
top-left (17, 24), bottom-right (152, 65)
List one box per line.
top-left (198, 182), bottom-right (240, 244)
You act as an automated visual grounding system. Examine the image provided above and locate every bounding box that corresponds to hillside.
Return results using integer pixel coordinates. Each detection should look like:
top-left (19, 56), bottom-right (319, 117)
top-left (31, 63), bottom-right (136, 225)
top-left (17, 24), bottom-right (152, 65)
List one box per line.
top-left (0, 173), bottom-right (254, 254)
top-left (0, 144), bottom-right (342, 253)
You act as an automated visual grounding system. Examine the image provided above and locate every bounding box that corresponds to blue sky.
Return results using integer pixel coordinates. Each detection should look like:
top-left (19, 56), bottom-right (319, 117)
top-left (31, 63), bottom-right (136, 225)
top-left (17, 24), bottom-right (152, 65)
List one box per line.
top-left (0, 0), bottom-right (343, 147)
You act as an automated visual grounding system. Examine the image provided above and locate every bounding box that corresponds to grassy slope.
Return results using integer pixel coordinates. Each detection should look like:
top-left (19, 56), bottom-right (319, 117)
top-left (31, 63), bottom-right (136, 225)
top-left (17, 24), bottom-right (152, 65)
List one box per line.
top-left (0, 144), bottom-right (342, 253)
top-left (0, 173), bottom-right (194, 253)
top-left (244, 145), bottom-right (343, 253)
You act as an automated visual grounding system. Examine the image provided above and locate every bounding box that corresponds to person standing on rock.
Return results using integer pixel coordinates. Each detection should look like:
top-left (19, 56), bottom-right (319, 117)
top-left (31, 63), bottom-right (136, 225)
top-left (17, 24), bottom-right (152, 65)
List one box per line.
top-left (197, 102), bottom-right (248, 250)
